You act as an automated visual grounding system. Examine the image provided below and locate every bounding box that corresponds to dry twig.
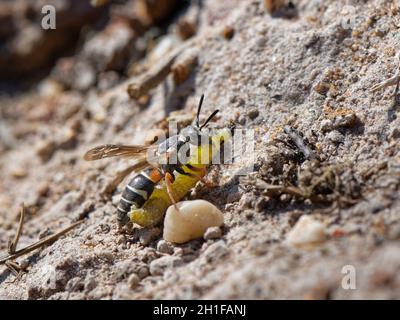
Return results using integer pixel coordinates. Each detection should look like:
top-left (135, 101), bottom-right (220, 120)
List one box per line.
top-left (127, 39), bottom-right (196, 99)
top-left (283, 125), bottom-right (317, 160)
top-left (370, 53), bottom-right (400, 94)
top-left (0, 205), bottom-right (83, 280)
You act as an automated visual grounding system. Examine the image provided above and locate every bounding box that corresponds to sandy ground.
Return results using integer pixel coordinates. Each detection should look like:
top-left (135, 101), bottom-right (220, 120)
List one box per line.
top-left (0, 0), bottom-right (400, 299)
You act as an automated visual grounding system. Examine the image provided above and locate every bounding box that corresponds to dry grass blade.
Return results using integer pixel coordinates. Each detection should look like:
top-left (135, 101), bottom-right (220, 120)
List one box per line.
top-left (1, 205), bottom-right (83, 279)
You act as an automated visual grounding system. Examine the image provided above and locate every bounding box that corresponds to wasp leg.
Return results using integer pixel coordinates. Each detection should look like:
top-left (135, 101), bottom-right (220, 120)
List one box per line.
top-left (197, 167), bottom-right (207, 180)
top-left (182, 165), bottom-right (215, 188)
top-left (8, 204), bottom-right (25, 254)
top-left (185, 165), bottom-right (216, 187)
top-left (165, 172), bottom-right (179, 206)
top-left (190, 167), bottom-right (216, 188)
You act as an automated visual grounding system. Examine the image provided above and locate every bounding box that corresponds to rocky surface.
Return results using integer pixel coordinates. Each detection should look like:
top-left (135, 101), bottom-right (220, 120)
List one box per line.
top-left (0, 0), bottom-right (400, 299)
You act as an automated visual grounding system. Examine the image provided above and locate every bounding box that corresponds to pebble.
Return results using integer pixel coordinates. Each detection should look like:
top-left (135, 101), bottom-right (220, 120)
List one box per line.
top-left (163, 200), bottom-right (224, 244)
top-left (388, 223), bottom-right (400, 239)
top-left (98, 223), bottom-right (111, 234)
top-left (137, 247), bottom-right (158, 263)
top-left (222, 25), bottom-right (235, 40)
top-left (247, 108), bottom-right (259, 120)
top-left (84, 276), bottom-right (97, 292)
top-left (127, 273), bottom-right (140, 289)
top-left (280, 194), bottom-right (291, 204)
top-left (10, 165), bottom-right (27, 178)
top-left (238, 193), bottom-right (253, 210)
top-left (238, 115), bottom-right (247, 125)
top-left (286, 215), bottom-right (326, 249)
top-left (112, 194), bottom-right (120, 206)
top-left (75, 200), bottom-right (94, 221)
top-left (173, 247), bottom-right (184, 256)
top-left (72, 61), bottom-right (96, 91)
top-left (203, 227), bottom-right (222, 240)
top-left (138, 227), bottom-right (161, 245)
top-left (53, 172), bottom-right (65, 183)
top-left (255, 197), bottom-right (268, 212)
top-left (149, 256), bottom-right (182, 276)
top-left (66, 277), bottom-right (83, 292)
top-left (137, 266), bottom-right (149, 279)
top-left (334, 113), bottom-right (356, 128)
top-left (320, 119), bottom-right (333, 132)
top-left (226, 191), bottom-right (241, 204)
top-left (96, 249), bottom-right (114, 263)
top-left (157, 240), bottom-right (174, 254)
top-left (58, 127), bottom-right (78, 150)
top-left (35, 139), bottom-right (57, 162)
top-left (202, 240), bottom-right (229, 262)
top-left (19, 259), bottom-right (29, 270)
top-left (117, 235), bottom-right (126, 245)
top-left (38, 79), bottom-right (64, 98)
top-left (327, 130), bottom-right (344, 143)
top-left (87, 287), bottom-right (110, 300)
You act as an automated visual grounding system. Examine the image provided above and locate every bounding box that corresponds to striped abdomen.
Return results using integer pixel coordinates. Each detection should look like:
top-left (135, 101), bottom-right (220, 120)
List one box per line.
top-left (117, 168), bottom-right (163, 226)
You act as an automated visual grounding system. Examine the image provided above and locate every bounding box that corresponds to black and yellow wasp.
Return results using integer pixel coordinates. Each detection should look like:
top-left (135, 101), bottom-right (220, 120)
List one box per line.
top-left (84, 95), bottom-right (233, 227)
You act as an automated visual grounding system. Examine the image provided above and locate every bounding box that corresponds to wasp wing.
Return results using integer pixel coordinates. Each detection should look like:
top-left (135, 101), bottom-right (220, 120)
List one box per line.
top-left (84, 144), bottom-right (155, 161)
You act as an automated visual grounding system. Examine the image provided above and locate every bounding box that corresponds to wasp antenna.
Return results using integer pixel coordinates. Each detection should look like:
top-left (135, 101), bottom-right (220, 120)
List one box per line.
top-left (200, 109), bottom-right (219, 131)
top-left (196, 94), bottom-right (205, 128)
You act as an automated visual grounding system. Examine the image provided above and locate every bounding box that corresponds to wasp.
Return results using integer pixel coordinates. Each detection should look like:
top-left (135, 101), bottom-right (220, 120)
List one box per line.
top-left (84, 95), bottom-right (233, 227)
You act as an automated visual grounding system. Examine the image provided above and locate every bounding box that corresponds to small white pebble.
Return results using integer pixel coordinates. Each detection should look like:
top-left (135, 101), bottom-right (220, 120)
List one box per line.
top-left (53, 172), bottom-right (65, 183)
top-left (327, 130), bottom-right (344, 143)
top-left (19, 259), bottom-right (29, 270)
top-left (127, 273), bottom-right (140, 289)
top-left (157, 240), bottom-right (174, 254)
top-left (286, 215), bottom-right (326, 249)
top-left (112, 194), bottom-right (120, 206)
top-left (320, 119), bottom-right (333, 132)
top-left (204, 226), bottom-right (222, 240)
top-left (173, 247), bottom-right (184, 256)
top-left (9, 165), bottom-right (27, 178)
top-left (163, 200), bottom-right (224, 244)
top-left (38, 79), bottom-right (63, 98)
